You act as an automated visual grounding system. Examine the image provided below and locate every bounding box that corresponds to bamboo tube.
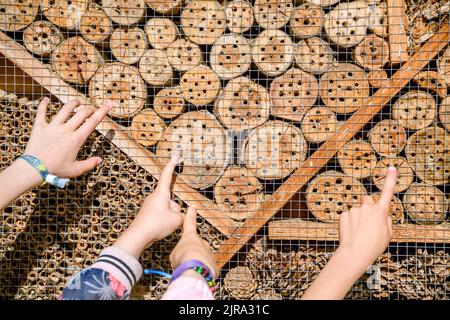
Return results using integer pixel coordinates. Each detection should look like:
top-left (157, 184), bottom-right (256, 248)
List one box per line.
top-left (354, 35), bottom-right (389, 70)
top-left (0, 0), bottom-right (39, 32)
top-left (145, 0), bottom-right (183, 14)
top-left (372, 156), bottom-right (414, 193)
top-left (23, 21), bottom-right (63, 57)
top-left (102, 0), bottom-right (145, 26)
top-left (412, 71), bottom-right (447, 99)
top-left (252, 29), bottom-right (294, 77)
top-left (290, 3), bottom-right (324, 38)
top-left (215, 76), bottom-right (270, 132)
top-left (369, 119), bottom-right (407, 157)
top-left (224, 0), bottom-right (254, 33)
top-left (371, 193), bottom-right (404, 223)
top-left (392, 90), bottom-right (436, 130)
top-left (139, 49), bottom-right (173, 86)
top-left (180, 0), bottom-right (226, 45)
top-left (51, 36), bottom-right (105, 85)
top-left (130, 109), bottom-right (166, 147)
top-left (153, 86), bottom-right (185, 119)
top-left (144, 18), bottom-right (178, 50)
top-left (320, 63), bottom-right (370, 114)
top-left (110, 27), bottom-right (148, 65)
top-left (89, 62), bottom-right (147, 118)
top-left (301, 106), bottom-right (338, 143)
top-left (165, 38), bottom-right (203, 72)
top-left (440, 96), bottom-right (450, 132)
top-left (180, 65), bottom-right (221, 106)
top-left (254, 0), bottom-right (293, 30)
top-left (41, 0), bottom-right (89, 30)
top-left (337, 140), bottom-right (377, 179)
top-left (269, 68), bottom-right (318, 122)
top-left (306, 170), bottom-right (367, 223)
top-left (210, 34), bottom-right (251, 80)
top-left (367, 69), bottom-right (389, 88)
top-left (80, 3), bottom-right (113, 46)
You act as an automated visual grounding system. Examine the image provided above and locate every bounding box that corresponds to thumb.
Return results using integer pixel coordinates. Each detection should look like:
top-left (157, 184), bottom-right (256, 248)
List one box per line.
top-left (72, 157), bottom-right (102, 177)
top-left (183, 206), bottom-right (198, 235)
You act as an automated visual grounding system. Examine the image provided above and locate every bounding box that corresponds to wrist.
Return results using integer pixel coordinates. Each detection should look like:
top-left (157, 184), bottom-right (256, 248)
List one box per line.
top-left (12, 159), bottom-right (44, 189)
top-left (335, 245), bottom-right (371, 276)
top-left (114, 227), bottom-right (156, 260)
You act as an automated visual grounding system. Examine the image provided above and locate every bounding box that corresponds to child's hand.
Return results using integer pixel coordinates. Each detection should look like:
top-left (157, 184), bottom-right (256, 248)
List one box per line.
top-left (170, 206), bottom-right (218, 278)
top-left (24, 97), bottom-right (111, 178)
top-left (114, 155), bottom-right (184, 258)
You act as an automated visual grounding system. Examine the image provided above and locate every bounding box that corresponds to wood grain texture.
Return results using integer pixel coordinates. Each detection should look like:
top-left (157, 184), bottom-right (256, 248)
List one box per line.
top-left (0, 31), bottom-right (237, 236)
top-left (387, 0), bottom-right (409, 64)
top-left (268, 219), bottom-right (450, 243)
top-left (214, 24), bottom-right (450, 269)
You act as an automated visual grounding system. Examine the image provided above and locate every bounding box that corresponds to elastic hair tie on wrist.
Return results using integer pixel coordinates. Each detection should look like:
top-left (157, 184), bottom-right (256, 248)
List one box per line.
top-left (19, 155), bottom-right (70, 188)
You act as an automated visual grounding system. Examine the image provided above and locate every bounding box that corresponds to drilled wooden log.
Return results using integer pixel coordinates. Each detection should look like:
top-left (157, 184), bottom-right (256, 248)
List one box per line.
top-left (144, 18), bottom-right (178, 50)
top-left (254, 0), bottom-right (293, 30)
top-left (269, 68), bottom-right (318, 122)
top-left (354, 35), bottom-right (389, 70)
top-left (386, 0), bottom-right (409, 64)
top-left (0, 0), bottom-right (38, 32)
top-left (41, 0), bottom-right (88, 30)
top-left (215, 76), bottom-right (270, 132)
top-left (251, 29), bottom-right (294, 77)
top-left (290, 3), bottom-right (324, 38)
top-left (23, 21), bottom-right (63, 56)
top-left (181, 0), bottom-right (226, 45)
top-left (305, 0), bottom-right (339, 7)
top-left (437, 45), bottom-right (450, 86)
top-left (392, 90), bottom-right (436, 130)
top-left (405, 126), bottom-right (450, 185)
top-left (412, 71), bottom-right (447, 98)
top-left (51, 36), bottom-right (104, 85)
top-left (139, 49), bottom-right (173, 86)
top-left (153, 86), bottom-right (185, 119)
top-left (242, 120), bottom-right (307, 180)
top-left (102, 0), bottom-right (145, 26)
top-left (371, 193), bottom-right (404, 224)
top-left (372, 156), bottom-right (414, 193)
top-left (403, 183), bottom-right (448, 225)
top-left (369, 119), bottom-right (407, 157)
top-left (368, 2), bottom-right (387, 38)
top-left (367, 69), bottom-right (389, 88)
top-left (294, 37), bottom-right (334, 75)
top-left (439, 96), bottom-right (450, 132)
top-left (210, 34), bottom-right (251, 80)
top-left (110, 27), bottom-right (148, 65)
top-left (80, 3), bottom-right (113, 45)
top-left (306, 170), bottom-right (367, 223)
top-left (130, 109), bottom-right (166, 147)
top-left (337, 140), bottom-right (377, 179)
top-left (180, 65), bottom-right (221, 106)
top-left (224, 0), bottom-right (254, 34)
top-left (214, 166), bottom-right (263, 221)
top-left (156, 110), bottom-right (231, 189)
top-left (319, 63), bottom-right (370, 114)
top-left (166, 38), bottom-right (203, 72)
top-left (89, 62), bottom-right (146, 118)
top-left (145, 0), bottom-right (182, 14)
top-left (301, 106), bottom-right (338, 143)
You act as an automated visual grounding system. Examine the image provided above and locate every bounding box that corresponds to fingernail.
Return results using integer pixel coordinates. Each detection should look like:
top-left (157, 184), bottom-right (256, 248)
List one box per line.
top-left (43, 97), bottom-right (50, 103)
top-left (171, 154), bottom-right (182, 164)
top-left (388, 166), bottom-right (397, 173)
top-left (97, 158), bottom-right (103, 165)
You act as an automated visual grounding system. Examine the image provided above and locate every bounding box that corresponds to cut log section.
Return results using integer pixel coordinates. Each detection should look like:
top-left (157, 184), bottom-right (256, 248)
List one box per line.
top-left (354, 35), bottom-right (389, 70)
top-left (367, 2), bottom-right (387, 38)
top-left (144, 18), bottom-right (178, 50)
top-left (215, 76), bottom-right (270, 132)
top-left (0, 0), bottom-right (38, 32)
top-left (269, 68), bottom-right (319, 122)
top-left (23, 21), bottom-right (63, 56)
top-left (254, 0), bottom-right (293, 30)
top-left (437, 45), bottom-right (450, 86)
top-left (153, 86), bottom-right (185, 119)
top-left (371, 193), bottom-right (405, 224)
top-left (369, 119), bottom-right (407, 157)
top-left (110, 27), bottom-right (148, 65)
top-left (251, 29), bottom-right (294, 77)
top-left (294, 37), bottom-right (334, 75)
top-left (392, 90), bottom-right (436, 130)
top-left (145, 0), bottom-right (182, 14)
top-left (439, 96), bottom-right (450, 131)
top-left (224, 0), bottom-right (254, 34)
top-left (412, 71), bottom-right (447, 99)
top-left (242, 120), bottom-right (307, 180)
top-left (337, 140), bottom-right (377, 179)
top-left (101, 0), bottom-right (145, 26)
top-left (214, 166), bottom-right (264, 221)
top-left (165, 38), bottom-right (203, 72)
top-left (180, 0), bottom-right (226, 45)
top-left (210, 34), bottom-right (251, 80)
top-left (306, 170), bottom-right (367, 223)
top-left (130, 109), bottom-right (166, 147)
top-left (89, 62), bottom-right (147, 118)
top-left (386, 0), bottom-right (409, 64)
top-left (324, 1), bottom-right (369, 48)
top-left (223, 266), bottom-right (257, 299)
top-left (79, 4), bottom-right (113, 45)
top-left (139, 49), bottom-right (173, 87)
top-left (304, 0), bottom-right (340, 7)
top-left (301, 106), bottom-right (338, 143)
top-left (290, 3), bottom-right (324, 38)
top-left (180, 65), bottom-right (221, 106)
top-left (41, 0), bottom-right (88, 30)
top-left (405, 126), bottom-right (450, 185)
top-left (372, 156), bottom-right (414, 193)
top-left (367, 69), bottom-right (390, 88)
top-left (403, 183), bottom-right (448, 225)
top-left (156, 110), bottom-right (231, 189)
top-left (319, 63), bottom-right (370, 114)
top-left (51, 36), bottom-right (104, 85)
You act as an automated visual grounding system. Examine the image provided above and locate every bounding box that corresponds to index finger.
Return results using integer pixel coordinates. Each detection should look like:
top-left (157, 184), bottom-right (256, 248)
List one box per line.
top-left (182, 206), bottom-right (198, 235)
top-left (156, 154), bottom-right (180, 193)
top-left (377, 166), bottom-right (398, 212)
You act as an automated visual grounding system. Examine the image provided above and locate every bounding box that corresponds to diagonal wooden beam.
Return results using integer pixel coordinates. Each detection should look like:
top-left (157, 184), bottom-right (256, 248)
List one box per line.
top-left (0, 31), bottom-right (238, 236)
top-left (214, 24), bottom-right (450, 269)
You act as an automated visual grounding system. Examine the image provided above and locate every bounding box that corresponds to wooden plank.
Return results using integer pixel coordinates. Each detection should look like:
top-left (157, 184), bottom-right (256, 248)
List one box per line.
top-left (387, 0), bottom-right (409, 64)
top-left (214, 24), bottom-right (450, 269)
top-left (0, 31), bottom-right (238, 236)
top-left (268, 219), bottom-right (450, 243)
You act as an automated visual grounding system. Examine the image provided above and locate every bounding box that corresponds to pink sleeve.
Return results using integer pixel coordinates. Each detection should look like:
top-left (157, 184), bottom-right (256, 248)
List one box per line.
top-left (162, 276), bottom-right (214, 300)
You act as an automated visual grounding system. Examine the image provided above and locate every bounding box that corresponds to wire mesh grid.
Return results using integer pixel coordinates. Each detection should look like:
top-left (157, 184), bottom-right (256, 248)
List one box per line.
top-left (0, 0), bottom-right (448, 300)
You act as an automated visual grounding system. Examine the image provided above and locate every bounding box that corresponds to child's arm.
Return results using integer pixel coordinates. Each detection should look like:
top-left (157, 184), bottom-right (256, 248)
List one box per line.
top-left (301, 167), bottom-right (398, 300)
top-left (0, 97), bottom-right (111, 210)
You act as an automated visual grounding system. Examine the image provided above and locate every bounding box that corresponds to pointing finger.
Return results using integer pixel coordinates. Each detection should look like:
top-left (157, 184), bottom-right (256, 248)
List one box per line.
top-left (156, 155), bottom-right (180, 194)
top-left (378, 166), bottom-right (398, 213)
top-left (182, 206), bottom-right (198, 235)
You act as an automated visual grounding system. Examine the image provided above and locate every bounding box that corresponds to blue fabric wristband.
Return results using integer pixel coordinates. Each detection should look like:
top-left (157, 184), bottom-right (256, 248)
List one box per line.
top-left (19, 155), bottom-right (70, 188)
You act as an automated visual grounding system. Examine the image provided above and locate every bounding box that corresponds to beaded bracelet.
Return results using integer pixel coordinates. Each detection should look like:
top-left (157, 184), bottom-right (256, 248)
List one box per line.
top-left (167, 259), bottom-right (216, 292)
top-left (19, 155), bottom-right (70, 188)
